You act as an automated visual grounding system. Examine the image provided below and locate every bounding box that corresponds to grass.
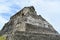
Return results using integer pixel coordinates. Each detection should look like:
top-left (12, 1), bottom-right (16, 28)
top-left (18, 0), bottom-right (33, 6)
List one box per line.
top-left (0, 36), bottom-right (6, 40)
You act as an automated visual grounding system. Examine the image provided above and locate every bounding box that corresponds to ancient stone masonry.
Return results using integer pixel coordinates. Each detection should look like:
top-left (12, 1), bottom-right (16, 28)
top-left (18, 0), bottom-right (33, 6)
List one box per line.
top-left (1, 6), bottom-right (60, 40)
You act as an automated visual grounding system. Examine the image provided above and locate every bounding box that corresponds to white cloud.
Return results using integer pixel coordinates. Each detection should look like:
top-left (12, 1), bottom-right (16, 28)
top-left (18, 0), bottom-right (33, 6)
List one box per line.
top-left (0, 16), bottom-right (7, 24)
top-left (0, 15), bottom-right (8, 30)
top-left (0, 4), bottom-right (11, 13)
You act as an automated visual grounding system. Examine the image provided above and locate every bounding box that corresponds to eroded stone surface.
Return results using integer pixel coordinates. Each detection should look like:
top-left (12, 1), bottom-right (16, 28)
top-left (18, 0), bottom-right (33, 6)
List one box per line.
top-left (1, 6), bottom-right (60, 40)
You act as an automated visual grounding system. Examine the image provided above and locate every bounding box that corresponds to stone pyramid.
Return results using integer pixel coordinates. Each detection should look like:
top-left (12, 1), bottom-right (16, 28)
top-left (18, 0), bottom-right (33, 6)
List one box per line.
top-left (1, 6), bottom-right (60, 40)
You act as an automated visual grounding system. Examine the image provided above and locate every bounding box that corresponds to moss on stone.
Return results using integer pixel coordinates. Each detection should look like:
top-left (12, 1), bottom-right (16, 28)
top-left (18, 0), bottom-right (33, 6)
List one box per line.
top-left (0, 36), bottom-right (6, 40)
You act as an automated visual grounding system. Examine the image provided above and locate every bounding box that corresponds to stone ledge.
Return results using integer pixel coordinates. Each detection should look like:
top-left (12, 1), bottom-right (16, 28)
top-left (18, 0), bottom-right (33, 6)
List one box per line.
top-left (10, 31), bottom-right (60, 40)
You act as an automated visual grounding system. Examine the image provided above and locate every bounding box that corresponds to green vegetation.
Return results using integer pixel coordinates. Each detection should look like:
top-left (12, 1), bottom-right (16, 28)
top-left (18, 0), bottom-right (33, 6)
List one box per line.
top-left (0, 36), bottom-right (6, 40)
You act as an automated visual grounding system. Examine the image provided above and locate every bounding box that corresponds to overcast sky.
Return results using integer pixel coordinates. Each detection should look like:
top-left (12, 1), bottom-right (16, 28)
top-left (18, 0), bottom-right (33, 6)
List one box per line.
top-left (0, 0), bottom-right (60, 33)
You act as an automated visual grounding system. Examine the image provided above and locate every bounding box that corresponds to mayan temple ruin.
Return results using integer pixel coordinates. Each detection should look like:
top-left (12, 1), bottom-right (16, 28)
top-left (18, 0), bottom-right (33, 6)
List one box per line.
top-left (0, 6), bottom-right (60, 40)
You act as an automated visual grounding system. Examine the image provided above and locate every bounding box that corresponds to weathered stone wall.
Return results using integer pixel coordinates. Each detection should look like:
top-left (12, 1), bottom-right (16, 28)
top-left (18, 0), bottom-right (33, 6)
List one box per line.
top-left (1, 6), bottom-right (58, 34)
top-left (1, 6), bottom-right (60, 40)
top-left (10, 31), bottom-right (60, 40)
top-left (25, 23), bottom-right (57, 34)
